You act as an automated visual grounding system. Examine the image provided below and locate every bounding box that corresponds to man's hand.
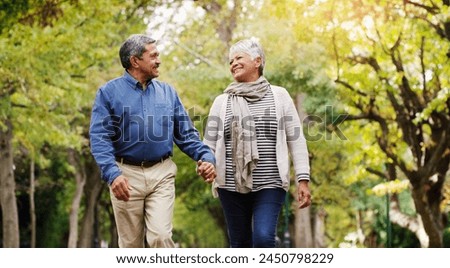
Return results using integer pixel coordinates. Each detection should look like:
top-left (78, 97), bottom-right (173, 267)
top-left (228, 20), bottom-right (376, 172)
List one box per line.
top-left (111, 175), bottom-right (132, 201)
top-left (297, 180), bottom-right (311, 209)
top-left (197, 160), bottom-right (216, 183)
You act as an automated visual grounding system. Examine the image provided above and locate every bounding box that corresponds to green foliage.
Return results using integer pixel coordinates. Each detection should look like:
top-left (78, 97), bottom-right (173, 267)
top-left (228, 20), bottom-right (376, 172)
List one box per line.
top-left (0, 0), bottom-right (154, 248)
top-left (14, 150), bottom-right (73, 247)
top-left (370, 192), bottom-right (420, 248)
top-left (444, 223), bottom-right (450, 247)
top-left (2, 0), bottom-right (448, 248)
top-left (170, 146), bottom-right (226, 247)
top-left (173, 197), bottom-right (226, 248)
top-left (1, 0), bottom-right (129, 154)
top-left (0, 0), bottom-right (30, 33)
top-left (325, 205), bottom-right (354, 247)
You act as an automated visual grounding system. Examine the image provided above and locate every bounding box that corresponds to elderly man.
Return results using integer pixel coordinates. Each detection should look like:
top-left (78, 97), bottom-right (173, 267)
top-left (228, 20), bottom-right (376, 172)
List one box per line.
top-left (89, 34), bottom-right (216, 248)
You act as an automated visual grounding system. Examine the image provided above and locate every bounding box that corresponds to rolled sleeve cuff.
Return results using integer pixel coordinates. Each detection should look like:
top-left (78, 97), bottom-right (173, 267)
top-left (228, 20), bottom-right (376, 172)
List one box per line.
top-left (201, 154), bottom-right (216, 166)
top-left (105, 167), bottom-right (122, 185)
top-left (297, 174), bottom-right (310, 182)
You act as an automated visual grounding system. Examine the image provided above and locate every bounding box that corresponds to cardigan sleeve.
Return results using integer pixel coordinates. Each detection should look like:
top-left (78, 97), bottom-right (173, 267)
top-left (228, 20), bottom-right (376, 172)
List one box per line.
top-left (280, 88), bottom-right (310, 182)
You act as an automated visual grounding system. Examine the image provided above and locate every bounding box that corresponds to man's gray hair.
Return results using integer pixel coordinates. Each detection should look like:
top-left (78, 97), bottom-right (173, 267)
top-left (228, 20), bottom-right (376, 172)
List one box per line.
top-left (119, 34), bottom-right (156, 69)
top-left (229, 38), bottom-right (265, 75)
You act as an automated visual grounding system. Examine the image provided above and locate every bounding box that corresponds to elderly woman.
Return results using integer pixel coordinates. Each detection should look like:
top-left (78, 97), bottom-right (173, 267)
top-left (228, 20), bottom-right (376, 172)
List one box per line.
top-left (204, 39), bottom-right (312, 248)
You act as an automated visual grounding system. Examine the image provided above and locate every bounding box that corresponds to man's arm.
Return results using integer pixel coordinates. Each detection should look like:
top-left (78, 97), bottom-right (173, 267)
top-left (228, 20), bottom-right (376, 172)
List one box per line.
top-left (89, 88), bottom-right (122, 185)
top-left (172, 93), bottom-right (216, 165)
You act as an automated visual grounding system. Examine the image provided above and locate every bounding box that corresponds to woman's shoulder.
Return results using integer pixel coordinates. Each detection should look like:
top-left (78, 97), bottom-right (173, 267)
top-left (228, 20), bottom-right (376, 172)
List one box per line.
top-left (211, 93), bottom-right (228, 105)
top-left (214, 93), bottom-right (228, 101)
top-left (270, 84), bottom-right (288, 92)
top-left (270, 84), bottom-right (291, 99)
top-left (209, 93), bottom-right (228, 113)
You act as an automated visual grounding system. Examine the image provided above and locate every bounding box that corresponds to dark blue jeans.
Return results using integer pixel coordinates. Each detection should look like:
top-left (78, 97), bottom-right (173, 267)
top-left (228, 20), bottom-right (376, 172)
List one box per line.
top-left (218, 188), bottom-right (286, 248)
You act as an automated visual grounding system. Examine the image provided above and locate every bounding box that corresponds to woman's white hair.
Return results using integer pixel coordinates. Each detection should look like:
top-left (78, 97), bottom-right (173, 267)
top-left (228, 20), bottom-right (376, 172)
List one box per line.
top-left (229, 38), bottom-right (265, 75)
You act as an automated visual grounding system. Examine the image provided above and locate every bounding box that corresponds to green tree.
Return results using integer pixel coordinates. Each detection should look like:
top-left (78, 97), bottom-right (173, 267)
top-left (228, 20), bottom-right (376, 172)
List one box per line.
top-left (324, 0), bottom-right (450, 247)
top-left (0, 0), bottom-right (160, 247)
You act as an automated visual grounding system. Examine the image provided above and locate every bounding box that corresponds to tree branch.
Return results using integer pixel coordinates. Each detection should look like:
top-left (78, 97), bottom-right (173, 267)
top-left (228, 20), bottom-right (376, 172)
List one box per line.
top-left (419, 36), bottom-right (428, 101)
top-left (374, 117), bottom-right (411, 177)
top-left (332, 29), bottom-right (341, 81)
top-left (404, 0), bottom-right (440, 14)
top-left (421, 128), bottom-right (450, 179)
top-left (335, 79), bottom-right (368, 97)
top-left (366, 167), bottom-right (388, 179)
top-left (389, 47), bottom-right (425, 165)
top-left (410, 13), bottom-right (447, 39)
top-left (173, 40), bottom-right (220, 69)
top-left (11, 103), bottom-right (28, 109)
top-left (343, 114), bottom-right (371, 121)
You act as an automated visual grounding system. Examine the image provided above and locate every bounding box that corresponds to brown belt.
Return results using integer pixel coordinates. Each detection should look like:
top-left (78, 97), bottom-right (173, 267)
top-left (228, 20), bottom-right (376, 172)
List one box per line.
top-left (115, 155), bottom-right (170, 168)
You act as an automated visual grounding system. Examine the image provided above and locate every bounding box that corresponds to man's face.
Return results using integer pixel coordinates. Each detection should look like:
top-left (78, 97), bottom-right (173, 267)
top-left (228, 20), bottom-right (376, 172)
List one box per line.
top-left (135, 43), bottom-right (161, 80)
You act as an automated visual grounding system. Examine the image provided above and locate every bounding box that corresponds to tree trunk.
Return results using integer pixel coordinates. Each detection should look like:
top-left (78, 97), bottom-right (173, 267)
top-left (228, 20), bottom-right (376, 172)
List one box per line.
top-left (198, 0), bottom-right (241, 59)
top-left (389, 196), bottom-right (429, 247)
top-left (410, 184), bottom-right (443, 247)
top-left (292, 93), bottom-right (314, 248)
top-left (0, 120), bottom-right (20, 247)
top-left (107, 204), bottom-right (119, 248)
top-left (29, 159), bottom-right (36, 248)
top-left (78, 158), bottom-right (103, 248)
top-left (355, 209), bottom-right (366, 245)
top-left (293, 202), bottom-right (313, 247)
top-left (313, 207), bottom-right (327, 247)
top-left (67, 149), bottom-right (87, 248)
top-left (408, 127), bottom-right (449, 247)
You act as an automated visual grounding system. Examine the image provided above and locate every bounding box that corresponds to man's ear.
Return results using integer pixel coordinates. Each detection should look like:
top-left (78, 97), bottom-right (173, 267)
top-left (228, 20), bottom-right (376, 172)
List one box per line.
top-left (130, 55), bottom-right (140, 68)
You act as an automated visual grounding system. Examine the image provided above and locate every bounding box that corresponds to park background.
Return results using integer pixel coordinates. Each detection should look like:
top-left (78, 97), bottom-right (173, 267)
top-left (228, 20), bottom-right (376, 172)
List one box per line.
top-left (0, 0), bottom-right (449, 248)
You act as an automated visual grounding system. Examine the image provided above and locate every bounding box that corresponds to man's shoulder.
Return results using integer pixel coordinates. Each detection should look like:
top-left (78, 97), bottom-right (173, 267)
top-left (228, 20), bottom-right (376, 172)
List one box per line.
top-left (151, 80), bottom-right (179, 100)
top-left (151, 79), bottom-right (174, 90)
top-left (100, 76), bottom-right (127, 91)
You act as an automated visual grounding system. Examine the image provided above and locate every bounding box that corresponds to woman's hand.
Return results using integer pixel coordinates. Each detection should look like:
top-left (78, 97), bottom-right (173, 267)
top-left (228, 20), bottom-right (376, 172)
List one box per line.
top-left (197, 160), bottom-right (216, 183)
top-left (297, 180), bottom-right (312, 209)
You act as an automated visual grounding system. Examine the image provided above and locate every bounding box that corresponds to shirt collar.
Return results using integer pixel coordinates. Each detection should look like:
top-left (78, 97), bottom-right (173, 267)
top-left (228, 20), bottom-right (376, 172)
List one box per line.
top-left (123, 71), bottom-right (153, 90)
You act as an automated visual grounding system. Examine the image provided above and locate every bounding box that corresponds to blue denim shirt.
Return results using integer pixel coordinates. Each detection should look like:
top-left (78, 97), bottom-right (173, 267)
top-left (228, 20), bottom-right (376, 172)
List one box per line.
top-left (89, 71), bottom-right (215, 184)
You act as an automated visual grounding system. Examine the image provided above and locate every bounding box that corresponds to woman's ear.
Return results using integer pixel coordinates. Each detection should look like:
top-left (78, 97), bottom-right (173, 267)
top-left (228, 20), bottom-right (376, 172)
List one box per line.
top-left (254, 57), bottom-right (262, 69)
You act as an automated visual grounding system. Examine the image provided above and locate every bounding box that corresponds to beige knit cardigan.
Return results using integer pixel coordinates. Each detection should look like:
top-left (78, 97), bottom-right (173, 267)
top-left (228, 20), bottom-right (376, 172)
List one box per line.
top-left (203, 85), bottom-right (310, 197)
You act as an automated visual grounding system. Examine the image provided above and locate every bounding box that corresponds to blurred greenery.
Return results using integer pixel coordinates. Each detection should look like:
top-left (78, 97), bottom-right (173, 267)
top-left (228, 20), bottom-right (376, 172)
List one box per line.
top-left (0, 0), bottom-right (449, 248)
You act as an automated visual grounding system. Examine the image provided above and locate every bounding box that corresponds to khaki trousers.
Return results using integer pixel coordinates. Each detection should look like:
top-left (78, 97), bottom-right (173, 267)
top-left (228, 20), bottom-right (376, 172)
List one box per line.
top-left (110, 158), bottom-right (177, 248)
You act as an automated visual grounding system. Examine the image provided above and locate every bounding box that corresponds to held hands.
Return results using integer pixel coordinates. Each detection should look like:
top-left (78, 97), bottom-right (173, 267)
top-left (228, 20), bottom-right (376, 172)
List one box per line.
top-left (197, 160), bottom-right (216, 183)
top-left (111, 175), bottom-right (132, 201)
top-left (297, 180), bottom-right (312, 209)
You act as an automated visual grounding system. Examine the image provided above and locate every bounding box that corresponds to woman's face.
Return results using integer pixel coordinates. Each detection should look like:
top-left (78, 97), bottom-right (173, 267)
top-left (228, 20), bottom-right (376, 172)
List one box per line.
top-left (229, 52), bottom-right (261, 82)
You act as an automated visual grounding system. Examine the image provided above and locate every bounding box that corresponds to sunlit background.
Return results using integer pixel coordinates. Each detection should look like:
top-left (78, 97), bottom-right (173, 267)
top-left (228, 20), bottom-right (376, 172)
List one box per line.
top-left (0, 0), bottom-right (449, 248)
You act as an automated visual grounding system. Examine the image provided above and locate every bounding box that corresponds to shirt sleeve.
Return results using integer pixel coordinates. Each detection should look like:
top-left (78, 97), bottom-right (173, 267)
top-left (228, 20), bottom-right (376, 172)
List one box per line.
top-left (202, 94), bottom-right (225, 154)
top-left (89, 88), bottom-right (122, 184)
top-left (172, 93), bottom-right (216, 165)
